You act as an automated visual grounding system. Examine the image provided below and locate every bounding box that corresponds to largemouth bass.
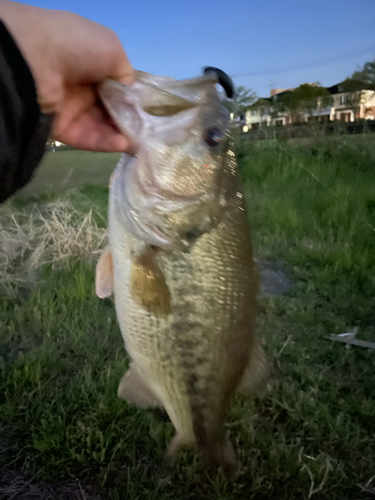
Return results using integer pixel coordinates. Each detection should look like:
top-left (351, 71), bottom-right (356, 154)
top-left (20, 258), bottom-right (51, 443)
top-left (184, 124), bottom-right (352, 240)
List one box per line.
top-left (95, 68), bottom-right (268, 477)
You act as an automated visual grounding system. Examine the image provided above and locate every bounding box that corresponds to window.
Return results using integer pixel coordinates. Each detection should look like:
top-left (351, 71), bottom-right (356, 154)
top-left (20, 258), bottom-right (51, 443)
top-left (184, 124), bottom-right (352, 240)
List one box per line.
top-left (339, 95), bottom-right (346, 105)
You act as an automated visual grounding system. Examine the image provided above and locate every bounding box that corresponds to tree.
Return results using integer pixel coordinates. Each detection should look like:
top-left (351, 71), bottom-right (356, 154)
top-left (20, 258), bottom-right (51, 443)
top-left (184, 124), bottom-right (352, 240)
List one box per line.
top-left (275, 83), bottom-right (330, 123)
top-left (225, 86), bottom-right (258, 119)
top-left (271, 90), bottom-right (294, 121)
top-left (351, 58), bottom-right (375, 90)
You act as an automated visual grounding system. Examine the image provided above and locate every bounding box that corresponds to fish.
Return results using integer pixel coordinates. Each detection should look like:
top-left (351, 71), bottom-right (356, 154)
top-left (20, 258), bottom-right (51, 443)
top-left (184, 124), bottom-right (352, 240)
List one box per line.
top-left (95, 68), bottom-right (268, 477)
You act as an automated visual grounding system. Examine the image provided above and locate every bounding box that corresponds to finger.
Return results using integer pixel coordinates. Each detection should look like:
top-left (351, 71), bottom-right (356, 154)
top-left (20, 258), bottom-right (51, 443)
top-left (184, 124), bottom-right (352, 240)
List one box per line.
top-left (57, 126), bottom-right (131, 152)
top-left (52, 85), bottom-right (95, 138)
top-left (53, 103), bottom-right (135, 153)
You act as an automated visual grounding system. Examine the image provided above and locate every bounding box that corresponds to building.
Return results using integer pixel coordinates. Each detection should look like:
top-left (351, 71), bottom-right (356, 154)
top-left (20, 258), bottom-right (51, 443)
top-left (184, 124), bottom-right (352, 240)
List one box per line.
top-left (244, 99), bottom-right (272, 129)
top-left (327, 79), bottom-right (375, 122)
top-left (241, 79), bottom-right (375, 130)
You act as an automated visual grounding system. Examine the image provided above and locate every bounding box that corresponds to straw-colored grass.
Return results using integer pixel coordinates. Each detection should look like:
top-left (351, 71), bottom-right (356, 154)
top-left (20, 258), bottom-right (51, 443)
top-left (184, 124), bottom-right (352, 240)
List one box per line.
top-left (0, 199), bottom-right (106, 296)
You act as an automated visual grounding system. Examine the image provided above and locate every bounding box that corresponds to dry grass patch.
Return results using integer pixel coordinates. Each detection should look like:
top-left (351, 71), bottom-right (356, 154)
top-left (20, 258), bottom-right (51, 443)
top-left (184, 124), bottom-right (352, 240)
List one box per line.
top-left (0, 198), bottom-right (106, 296)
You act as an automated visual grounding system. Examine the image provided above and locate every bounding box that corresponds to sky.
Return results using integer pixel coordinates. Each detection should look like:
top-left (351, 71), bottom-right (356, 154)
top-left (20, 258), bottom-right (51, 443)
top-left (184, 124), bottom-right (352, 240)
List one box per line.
top-left (21, 0), bottom-right (375, 98)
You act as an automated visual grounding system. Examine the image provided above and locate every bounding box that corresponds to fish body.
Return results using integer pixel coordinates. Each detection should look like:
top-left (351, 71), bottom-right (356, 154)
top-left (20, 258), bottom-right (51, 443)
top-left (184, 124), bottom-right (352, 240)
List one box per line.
top-left (96, 70), bottom-right (267, 476)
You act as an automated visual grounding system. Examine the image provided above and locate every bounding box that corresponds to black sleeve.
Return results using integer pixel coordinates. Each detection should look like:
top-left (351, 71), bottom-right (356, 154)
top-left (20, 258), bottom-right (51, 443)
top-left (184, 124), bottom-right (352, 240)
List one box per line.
top-left (0, 20), bottom-right (52, 203)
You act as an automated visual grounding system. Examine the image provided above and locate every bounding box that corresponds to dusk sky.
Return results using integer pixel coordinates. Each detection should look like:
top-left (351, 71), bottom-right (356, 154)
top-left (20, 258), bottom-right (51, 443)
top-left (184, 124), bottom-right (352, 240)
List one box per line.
top-left (21, 0), bottom-right (375, 98)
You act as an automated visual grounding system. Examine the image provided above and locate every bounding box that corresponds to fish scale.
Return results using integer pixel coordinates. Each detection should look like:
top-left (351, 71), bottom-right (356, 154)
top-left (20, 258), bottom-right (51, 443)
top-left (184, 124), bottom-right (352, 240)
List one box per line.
top-left (95, 69), bottom-right (268, 477)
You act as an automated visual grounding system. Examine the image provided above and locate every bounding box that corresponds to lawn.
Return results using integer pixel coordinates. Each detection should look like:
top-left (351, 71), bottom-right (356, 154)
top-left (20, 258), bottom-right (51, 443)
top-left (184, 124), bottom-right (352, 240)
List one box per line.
top-left (0, 136), bottom-right (374, 499)
top-left (17, 149), bottom-right (120, 198)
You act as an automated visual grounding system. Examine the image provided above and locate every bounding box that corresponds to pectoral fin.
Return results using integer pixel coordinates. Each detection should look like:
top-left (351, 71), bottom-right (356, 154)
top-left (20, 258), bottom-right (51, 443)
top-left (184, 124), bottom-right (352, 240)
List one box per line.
top-left (118, 363), bottom-right (162, 408)
top-left (95, 246), bottom-right (114, 298)
top-left (130, 248), bottom-right (171, 317)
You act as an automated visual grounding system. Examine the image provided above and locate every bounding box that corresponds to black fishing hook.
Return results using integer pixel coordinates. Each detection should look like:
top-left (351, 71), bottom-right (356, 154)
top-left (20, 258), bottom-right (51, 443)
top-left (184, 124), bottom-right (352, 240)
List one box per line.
top-left (203, 66), bottom-right (236, 99)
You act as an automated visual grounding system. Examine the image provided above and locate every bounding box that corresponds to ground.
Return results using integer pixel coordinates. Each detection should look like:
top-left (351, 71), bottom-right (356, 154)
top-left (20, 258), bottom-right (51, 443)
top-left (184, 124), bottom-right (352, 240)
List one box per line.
top-left (0, 136), bottom-right (374, 499)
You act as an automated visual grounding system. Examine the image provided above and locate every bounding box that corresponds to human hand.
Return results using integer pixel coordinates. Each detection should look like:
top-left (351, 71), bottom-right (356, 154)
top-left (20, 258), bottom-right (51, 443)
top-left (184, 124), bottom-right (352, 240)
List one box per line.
top-left (1, 1), bottom-right (135, 152)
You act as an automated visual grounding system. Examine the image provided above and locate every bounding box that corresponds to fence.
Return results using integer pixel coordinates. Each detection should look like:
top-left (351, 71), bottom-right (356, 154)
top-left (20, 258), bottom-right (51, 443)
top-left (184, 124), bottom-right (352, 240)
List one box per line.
top-left (240, 119), bottom-right (375, 141)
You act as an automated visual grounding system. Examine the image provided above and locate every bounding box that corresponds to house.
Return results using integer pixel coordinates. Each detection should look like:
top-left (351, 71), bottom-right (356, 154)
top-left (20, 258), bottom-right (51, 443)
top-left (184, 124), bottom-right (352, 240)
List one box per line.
top-left (326, 79), bottom-right (375, 122)
top-left (240, 79), bottom-right (375, 130)
top-left (245, 90), bottom-right (294, 128)
top-left (244, 98), bottom-right (272, 129)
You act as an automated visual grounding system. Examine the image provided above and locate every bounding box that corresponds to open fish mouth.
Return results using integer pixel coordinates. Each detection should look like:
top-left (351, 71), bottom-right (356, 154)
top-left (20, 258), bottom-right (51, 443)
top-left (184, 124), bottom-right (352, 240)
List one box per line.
top-left (99, 67), bottom-right (236, 124)
top-left (103, 67), bottom-right (237, 249)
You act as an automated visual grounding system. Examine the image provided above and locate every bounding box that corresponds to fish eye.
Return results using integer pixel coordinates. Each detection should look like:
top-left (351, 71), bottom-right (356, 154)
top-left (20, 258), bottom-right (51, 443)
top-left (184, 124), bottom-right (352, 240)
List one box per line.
top-left (185, 228), bottom-right (203, 242)
top-left (204, 128), bottom-right (222, 147)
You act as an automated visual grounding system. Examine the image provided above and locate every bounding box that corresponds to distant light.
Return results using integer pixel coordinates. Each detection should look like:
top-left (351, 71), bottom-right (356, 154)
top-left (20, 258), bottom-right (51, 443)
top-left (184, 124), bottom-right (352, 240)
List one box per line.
top-left (55, 141), bottom-right (62, 147)
top-left (243, 125), bottom-right (249, 133)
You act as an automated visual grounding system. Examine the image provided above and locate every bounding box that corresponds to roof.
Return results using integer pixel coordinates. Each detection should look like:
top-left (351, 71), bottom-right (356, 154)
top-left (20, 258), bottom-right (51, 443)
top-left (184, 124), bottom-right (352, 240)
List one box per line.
top-left (247, 79), bottom-right (374, 109)
top-left (327, 79), bottom-right (374, 94)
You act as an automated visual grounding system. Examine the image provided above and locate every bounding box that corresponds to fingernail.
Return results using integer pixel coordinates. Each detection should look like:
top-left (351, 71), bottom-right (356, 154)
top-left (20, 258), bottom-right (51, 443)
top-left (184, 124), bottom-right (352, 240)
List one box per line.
top-left (120, 72), bottom-right (135, 86)
top-left (114, 135), bottom-right (129, 151)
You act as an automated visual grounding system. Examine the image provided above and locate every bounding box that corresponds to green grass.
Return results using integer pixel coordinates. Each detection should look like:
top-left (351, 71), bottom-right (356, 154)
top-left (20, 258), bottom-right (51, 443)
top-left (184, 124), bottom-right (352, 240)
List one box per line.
top-left (0, 139), bottom-right (374, 499)
top-left (17, 150), bottom-right (120, 199)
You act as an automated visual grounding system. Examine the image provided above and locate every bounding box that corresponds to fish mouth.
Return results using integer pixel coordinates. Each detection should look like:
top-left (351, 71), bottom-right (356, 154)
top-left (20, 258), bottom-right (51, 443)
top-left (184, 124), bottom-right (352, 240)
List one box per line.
top-left (99, 67), bottom-right (235, 128)
top-left (99, 80), bottom-right (142, 149)
top-left (104, 69), bottom-right (235, 249)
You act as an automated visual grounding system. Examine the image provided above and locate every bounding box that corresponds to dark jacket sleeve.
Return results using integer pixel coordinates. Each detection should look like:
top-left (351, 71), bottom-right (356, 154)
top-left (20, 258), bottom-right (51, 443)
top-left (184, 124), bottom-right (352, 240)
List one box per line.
top-left (0, 20), bottom-right (52, 203)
